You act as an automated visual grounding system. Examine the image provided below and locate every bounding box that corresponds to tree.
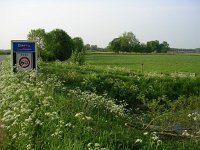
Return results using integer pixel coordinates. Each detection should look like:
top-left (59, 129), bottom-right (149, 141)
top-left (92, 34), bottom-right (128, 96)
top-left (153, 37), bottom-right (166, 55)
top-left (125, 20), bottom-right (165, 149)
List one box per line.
top-left (146, 40), bottom-right (170, 53)
top-left (90, 45), bottom-right (98, 50)
top-left (136, 43), bottom-right (148, 53)
top-left (146, 40), bottom-right (161, 53)
top-left (120, 32), bottom-right (140, 52)
top-left (73, 37), bottom-right (84, 53)
top-left (108, 38), bottom-right (121, 53)
top-left (45, 29), bottom-right (73, 61)
top-left (72, 37), bottom-right (85, 65)
top-left (108, 32), bottom-right (140, 52)
top-left (85, 44), bottom-right (91, 50)
top-left (160, 41), bottom-right (170, 53)
top-left (27, 28), bottom-right (46, 57)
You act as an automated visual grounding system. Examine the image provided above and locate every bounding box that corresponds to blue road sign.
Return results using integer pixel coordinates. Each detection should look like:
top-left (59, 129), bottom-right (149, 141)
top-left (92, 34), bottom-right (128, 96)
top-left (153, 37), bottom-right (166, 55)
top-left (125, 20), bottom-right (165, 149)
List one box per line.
top-left (12, 41), bottom-right (36, 52)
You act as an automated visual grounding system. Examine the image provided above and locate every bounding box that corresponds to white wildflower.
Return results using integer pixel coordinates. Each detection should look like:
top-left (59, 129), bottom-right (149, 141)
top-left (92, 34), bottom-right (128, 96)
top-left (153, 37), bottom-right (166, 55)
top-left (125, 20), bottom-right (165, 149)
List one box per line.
top-left (85, 116), bottom-right (93, 121)
top-left (75, 112), bottom-right (84, 117)
top-left (182, 130), bottom-right (190, 136)
top-left (143, 132), bottom-right (148, 135)
top-left (12, 133), bottom-right (17, 139)
top-left (65, 122), bottom-right (72, 127)
top-left (157, 140), bottom-right (162, 146)
top-left (135, 138), bottom-right (142, 143)
top-left (35, 119), bottom-right (43, 126)
top-left (95, 143), bottom-right (100, 147)
top-left (87, 142), bottom-right (93, 147)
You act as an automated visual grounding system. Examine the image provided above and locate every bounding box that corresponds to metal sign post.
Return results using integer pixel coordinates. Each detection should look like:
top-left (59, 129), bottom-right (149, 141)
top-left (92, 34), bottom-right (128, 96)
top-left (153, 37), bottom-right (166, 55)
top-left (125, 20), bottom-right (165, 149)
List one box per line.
top-left (11, 40), bottom-right (37, 72)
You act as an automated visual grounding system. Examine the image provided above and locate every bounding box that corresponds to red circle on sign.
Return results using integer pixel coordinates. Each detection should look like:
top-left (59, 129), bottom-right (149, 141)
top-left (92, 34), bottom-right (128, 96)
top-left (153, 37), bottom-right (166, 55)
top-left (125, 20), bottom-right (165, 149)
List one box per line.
top-left (19, 57), bottom-right (30, 68)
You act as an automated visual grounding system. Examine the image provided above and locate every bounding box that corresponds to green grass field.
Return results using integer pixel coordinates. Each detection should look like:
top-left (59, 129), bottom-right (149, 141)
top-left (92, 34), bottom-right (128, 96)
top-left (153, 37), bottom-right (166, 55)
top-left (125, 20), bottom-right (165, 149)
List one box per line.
top-left (86, 53), bottom-right (200, 76)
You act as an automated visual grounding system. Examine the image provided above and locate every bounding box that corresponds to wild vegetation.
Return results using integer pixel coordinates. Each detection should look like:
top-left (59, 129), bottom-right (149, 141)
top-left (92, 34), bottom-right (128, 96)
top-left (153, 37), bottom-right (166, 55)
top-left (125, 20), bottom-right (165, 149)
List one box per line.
top-left (27, 29), bottom-right (84, 63)
top-left (107, 32), bottom-right (170, 53)
top-left (0, 50), bottom-right (10, 55)
top-left (0, 53), bottom-right (200, 149)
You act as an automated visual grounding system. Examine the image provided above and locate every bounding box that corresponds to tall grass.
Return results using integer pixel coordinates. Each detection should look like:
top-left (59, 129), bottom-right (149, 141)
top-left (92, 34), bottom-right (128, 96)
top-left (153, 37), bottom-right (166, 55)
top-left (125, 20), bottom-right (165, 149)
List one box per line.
top-left (0, 58), bottom-right (200, 149)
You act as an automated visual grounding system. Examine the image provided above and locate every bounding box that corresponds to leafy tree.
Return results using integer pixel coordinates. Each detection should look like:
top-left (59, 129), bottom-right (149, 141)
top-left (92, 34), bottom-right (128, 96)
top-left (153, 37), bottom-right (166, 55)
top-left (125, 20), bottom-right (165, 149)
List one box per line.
top-left (85, 44), bottom-right (91, 50)
top-left (90, 45), bottom-right (98, 50)
top-left (136, 43), bottom-right (148, 53)
top-left (73, 37), bottom-right (84, 53)
top-left (108, 38), bottom-right (121, 53)
top-left (146, 40), bottom-right (161, 53)
top-left (27, 28), bottom-right (46, 57)
top-left (146, 40), bottom-right (170, 53)
top-left (108, 32), bottom-right (140, 52)
top-left (72, 37), bottom-right (85, 65)
top-left (160, 41), bottom-right (170, 52)
top-left (45, 29), bottom-right (73, 61)
top-left (120, 32), bottom-right (139, 52)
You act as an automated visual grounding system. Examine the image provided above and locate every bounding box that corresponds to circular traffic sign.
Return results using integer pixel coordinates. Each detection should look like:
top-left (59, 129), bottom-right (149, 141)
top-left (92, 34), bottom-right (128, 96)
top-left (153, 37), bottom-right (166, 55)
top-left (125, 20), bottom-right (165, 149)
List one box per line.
top-left (19, 57), bottom-right (30, 68)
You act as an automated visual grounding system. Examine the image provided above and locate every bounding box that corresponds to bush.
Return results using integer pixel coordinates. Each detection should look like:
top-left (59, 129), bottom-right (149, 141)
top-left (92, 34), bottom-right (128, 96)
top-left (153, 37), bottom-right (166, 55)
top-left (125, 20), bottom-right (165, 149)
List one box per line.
top-left (43, 29), bottom-right (73, 61)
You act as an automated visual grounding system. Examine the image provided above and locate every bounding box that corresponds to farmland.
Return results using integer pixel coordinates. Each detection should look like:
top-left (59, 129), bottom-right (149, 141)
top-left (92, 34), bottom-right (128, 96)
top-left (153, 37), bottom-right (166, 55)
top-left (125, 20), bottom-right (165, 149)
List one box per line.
top-left (86, 53), bottom-right (200, 76)
top-left (0, 54), bottom-right (200, 149)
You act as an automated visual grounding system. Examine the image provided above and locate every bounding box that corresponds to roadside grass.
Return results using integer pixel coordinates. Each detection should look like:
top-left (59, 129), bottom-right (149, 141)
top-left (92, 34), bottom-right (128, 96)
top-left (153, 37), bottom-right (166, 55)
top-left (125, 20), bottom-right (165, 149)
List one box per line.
top-left (0, 57), bottom-right (200, 149)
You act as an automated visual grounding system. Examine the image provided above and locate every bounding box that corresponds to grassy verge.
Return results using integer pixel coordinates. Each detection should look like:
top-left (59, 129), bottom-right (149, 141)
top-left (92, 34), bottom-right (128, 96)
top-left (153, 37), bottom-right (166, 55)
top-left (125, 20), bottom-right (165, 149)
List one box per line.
top-left (0, 58), bottom-right (199, 149)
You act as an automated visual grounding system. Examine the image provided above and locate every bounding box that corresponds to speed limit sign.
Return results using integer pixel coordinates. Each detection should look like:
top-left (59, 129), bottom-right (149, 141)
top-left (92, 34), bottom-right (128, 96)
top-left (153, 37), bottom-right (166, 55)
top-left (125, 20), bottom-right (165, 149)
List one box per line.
top-left (19, 57), bottom-right (30, 68)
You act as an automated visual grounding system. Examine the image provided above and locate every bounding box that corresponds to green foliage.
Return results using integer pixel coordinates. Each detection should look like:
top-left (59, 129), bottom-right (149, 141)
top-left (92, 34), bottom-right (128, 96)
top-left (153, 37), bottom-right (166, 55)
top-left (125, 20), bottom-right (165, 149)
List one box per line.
top-left (0, 58), bottom-right (141, 149)
top-left (147, 40), bottom-right (160, 52)
top-left (73, 37), bottom-right (84, 53)
top-left (146, 40), bottom-right (170, 53)
top-left (27, 28), bottom-right (46, 57)
top-left (71, 37), bottom-right (86, 65)
top-left (27, 29), bottom-right (73, 61)
top-left (107, 37), bottom-right (121, 53)
top-left (0, 50), bottom-right (10, 55)
top-left (45, 29), bottom-right (73, 61)
top-left (39, 60), bottom-right (200, 149)
top-left (1, 58), bottom-right (200, 149)
top-left (108, 32), bottom-right (170, 53)
top-left (108, 32), bottom-right (140, 52)
top-left (40, 60), bottom-right (200, 113)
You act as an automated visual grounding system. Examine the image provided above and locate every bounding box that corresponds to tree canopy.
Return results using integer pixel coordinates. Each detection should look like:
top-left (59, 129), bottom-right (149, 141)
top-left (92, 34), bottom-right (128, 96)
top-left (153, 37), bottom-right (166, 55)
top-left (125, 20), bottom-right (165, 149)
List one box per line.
top-left (108, 32), bottom-right (170, 53)
top-left (73, 37), bottom-right (84, 53)
top-left (27, 28), bottom-right (171, 60)
top-left (27, 28), bottom-right (73, 61)
top-left (27, 29), bottom-right (46, 56)
top-left (108, 32), bottom-right (140, 52)
top-left (71, 37), bottom-right (86, 65)
top-left (45, 29), bottom-right (73, 61)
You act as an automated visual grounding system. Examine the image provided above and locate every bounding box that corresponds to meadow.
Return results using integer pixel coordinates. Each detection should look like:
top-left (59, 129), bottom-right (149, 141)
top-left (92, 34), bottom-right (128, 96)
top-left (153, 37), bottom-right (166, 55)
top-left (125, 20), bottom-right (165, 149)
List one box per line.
top-left (86, 53), bottom-right (200, 76)
top-left (0, 54), bottom-right (200, 150)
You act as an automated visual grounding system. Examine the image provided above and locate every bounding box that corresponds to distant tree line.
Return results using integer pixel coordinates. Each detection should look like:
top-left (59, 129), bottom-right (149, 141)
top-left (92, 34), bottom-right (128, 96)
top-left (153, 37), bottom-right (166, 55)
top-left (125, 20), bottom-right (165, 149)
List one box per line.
top-left (85, 44), bottom-right (108, 52)
top-left (170, 48), bottom-right (200, 53)
top-left (0, 50), bottom-right (11, 55)
top-left (107, 32), bottom-right (170, 53)
top-left (27, 29), bottom-right (199, 63)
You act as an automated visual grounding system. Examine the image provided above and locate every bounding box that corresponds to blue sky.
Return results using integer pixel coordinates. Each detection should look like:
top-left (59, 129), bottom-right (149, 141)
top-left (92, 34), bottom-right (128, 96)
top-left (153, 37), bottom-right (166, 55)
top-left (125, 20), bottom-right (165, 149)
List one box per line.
top-left (0, 0), bottom-right (199, 49)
